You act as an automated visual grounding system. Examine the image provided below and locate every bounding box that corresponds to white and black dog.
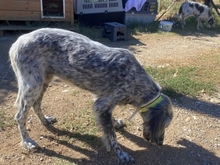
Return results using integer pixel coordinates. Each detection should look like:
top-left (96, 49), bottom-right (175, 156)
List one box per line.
top-left (178, 1), bottom-right (214, 30)
top-left (9, 28), bottom-right (173, 164)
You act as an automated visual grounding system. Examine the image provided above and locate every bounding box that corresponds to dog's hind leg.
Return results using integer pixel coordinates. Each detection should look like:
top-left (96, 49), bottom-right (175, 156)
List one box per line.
top-left (15, 82), bottom-right (44, 150)
top-left (93, 97), bottom-right (135, 164)
top-left (33, 82), bottom-right (57, 127)
top-left (198, 18), bottom-right (204, 29)
top-left (14, 62), bottom-right (53, 150)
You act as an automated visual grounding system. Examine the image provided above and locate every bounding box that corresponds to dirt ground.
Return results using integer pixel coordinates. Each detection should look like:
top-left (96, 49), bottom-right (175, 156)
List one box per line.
top-left (0, 29), bottom-right (220, 165)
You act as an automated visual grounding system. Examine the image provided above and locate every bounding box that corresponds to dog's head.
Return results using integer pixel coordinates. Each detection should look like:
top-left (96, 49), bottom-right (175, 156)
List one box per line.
top-left (140, 93), bottom-right (173, 145)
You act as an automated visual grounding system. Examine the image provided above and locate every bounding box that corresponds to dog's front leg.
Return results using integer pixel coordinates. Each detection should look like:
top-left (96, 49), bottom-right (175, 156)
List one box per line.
top-left (93, 98), bottom-right (135, 164)
top-left (197, 18), bottom-right (204, 30)
top-left (199, 19), bottom-right (204, 29)
top-left (181, 15), bottom-right (185, 29)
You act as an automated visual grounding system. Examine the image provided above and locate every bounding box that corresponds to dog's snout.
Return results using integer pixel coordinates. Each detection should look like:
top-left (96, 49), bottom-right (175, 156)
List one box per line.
top-left (143, 131), bottom-right (164, 146)
top-left (143, 135), bottom-right (160, 145)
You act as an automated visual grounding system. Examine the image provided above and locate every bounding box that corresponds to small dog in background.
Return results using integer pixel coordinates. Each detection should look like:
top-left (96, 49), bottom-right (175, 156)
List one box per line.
top-left (178, 1), bottom-right (214, 30)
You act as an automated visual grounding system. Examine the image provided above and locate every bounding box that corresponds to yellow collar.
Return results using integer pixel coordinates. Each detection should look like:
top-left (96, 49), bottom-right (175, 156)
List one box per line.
top-left (139, 95), bottom-right (163, 113)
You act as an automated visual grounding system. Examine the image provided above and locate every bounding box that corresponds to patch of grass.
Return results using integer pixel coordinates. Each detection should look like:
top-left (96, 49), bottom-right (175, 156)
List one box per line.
top-left (59, 110), bottom-right (96, 133)
top-left (56, 107), bottom-right (101, 148)
top-left (0, 111), bottom-right (6, 130)
top-left (192, 53), bottom-right (220, 86)
top-left (72, 90), bottom-right (80, 96)
top-left (145, 66), bottom-right (216, 97)
top-left (53, 159), bottom-right (77, 165)
top-left (127, 21), bottom-right (159, 34)
top-left (0, 111), bottom-right (15, 131)
top-left (73, 24), bottom-right (105, 42)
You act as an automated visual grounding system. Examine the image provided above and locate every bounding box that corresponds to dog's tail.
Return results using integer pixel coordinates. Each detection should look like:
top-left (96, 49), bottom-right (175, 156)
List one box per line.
top-left (9, 42), bottom-right (21, 108)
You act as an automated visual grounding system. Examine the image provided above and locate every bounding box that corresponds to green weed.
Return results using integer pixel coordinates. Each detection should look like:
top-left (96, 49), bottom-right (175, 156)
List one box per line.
top-left (145, 66), bottom-right (216, 97)
top-left (55, 107), bottom-right (101, 148)
top-left (0, 111), bottom-right (15, 131)
top-left (0, 111), bottom-right (6, 130)
top-left (53, 159), bottom-right (77, 165)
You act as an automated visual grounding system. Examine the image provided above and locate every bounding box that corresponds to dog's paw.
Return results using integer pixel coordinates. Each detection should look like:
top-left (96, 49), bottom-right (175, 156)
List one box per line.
top-left (23, 139), bottom-right (39, 150)
top-left (44, 115), bottom-right (57, 126)
top-left (113, 119), bottom-right (125, 129)
top-left (117, 151), bottom-right (135, 164)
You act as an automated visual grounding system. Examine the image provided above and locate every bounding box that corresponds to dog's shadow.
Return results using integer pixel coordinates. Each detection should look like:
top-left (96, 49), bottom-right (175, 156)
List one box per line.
top-left (118, 130), bottom-right (220, 165)
top-left (36, 125), bottom-right (120, 164)
top-left (36, 126), bottom-right (220, 165)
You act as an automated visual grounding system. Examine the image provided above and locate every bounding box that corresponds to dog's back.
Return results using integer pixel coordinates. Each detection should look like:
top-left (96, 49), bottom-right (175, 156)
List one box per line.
top-left (179, 1), bottom-right (213, 17)
top-left (9, 28), bottom-right (150, 100)
top-left (178, 1), bottom-right (196, 16)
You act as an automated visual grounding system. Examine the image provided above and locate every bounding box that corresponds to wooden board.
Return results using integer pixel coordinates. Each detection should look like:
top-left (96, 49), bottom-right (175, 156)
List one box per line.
top-left (0, 11), bottom-right (41, 21)
top-left (0, 1), bottom-right (40, 11)
top-left (0, 25), bottom-right (75, 31)
top-left (0, 0), bottom-right (74, 24)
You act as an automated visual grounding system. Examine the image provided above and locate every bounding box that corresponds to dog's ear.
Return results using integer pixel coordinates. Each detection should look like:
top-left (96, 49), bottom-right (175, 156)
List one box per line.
top-left (141, 94), bottom-right (173, 145)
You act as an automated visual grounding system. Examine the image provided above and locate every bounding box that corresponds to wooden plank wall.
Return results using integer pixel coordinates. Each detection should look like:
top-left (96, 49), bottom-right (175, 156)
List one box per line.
top-left (0, 0), bottom-right (74, 25)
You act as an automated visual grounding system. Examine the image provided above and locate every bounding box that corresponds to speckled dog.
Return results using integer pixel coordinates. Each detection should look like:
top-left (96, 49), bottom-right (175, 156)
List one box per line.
top-left (178, 1), bottom-right (214, 30)
top-left (9, 28), bottom-right (173, 164)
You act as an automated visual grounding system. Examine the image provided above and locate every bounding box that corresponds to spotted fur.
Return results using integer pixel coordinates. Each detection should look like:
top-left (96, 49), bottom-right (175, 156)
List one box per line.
top-left (9, 28), bottom-right (173, 164)
top-left (178, 1), bottom-right (214, 30)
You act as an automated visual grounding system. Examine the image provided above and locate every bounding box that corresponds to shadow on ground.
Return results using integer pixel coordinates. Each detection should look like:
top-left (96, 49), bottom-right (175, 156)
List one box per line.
top-left (35, 126), bottom-right (219, 165)
top-left (175, 95), bottom-right (220, 119)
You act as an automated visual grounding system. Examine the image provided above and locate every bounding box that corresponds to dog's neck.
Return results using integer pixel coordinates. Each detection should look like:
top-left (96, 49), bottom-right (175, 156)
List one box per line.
top-left (139, 93), bottom-right (162, 113)
top-left (128, 92), bottom-right (162, 121)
